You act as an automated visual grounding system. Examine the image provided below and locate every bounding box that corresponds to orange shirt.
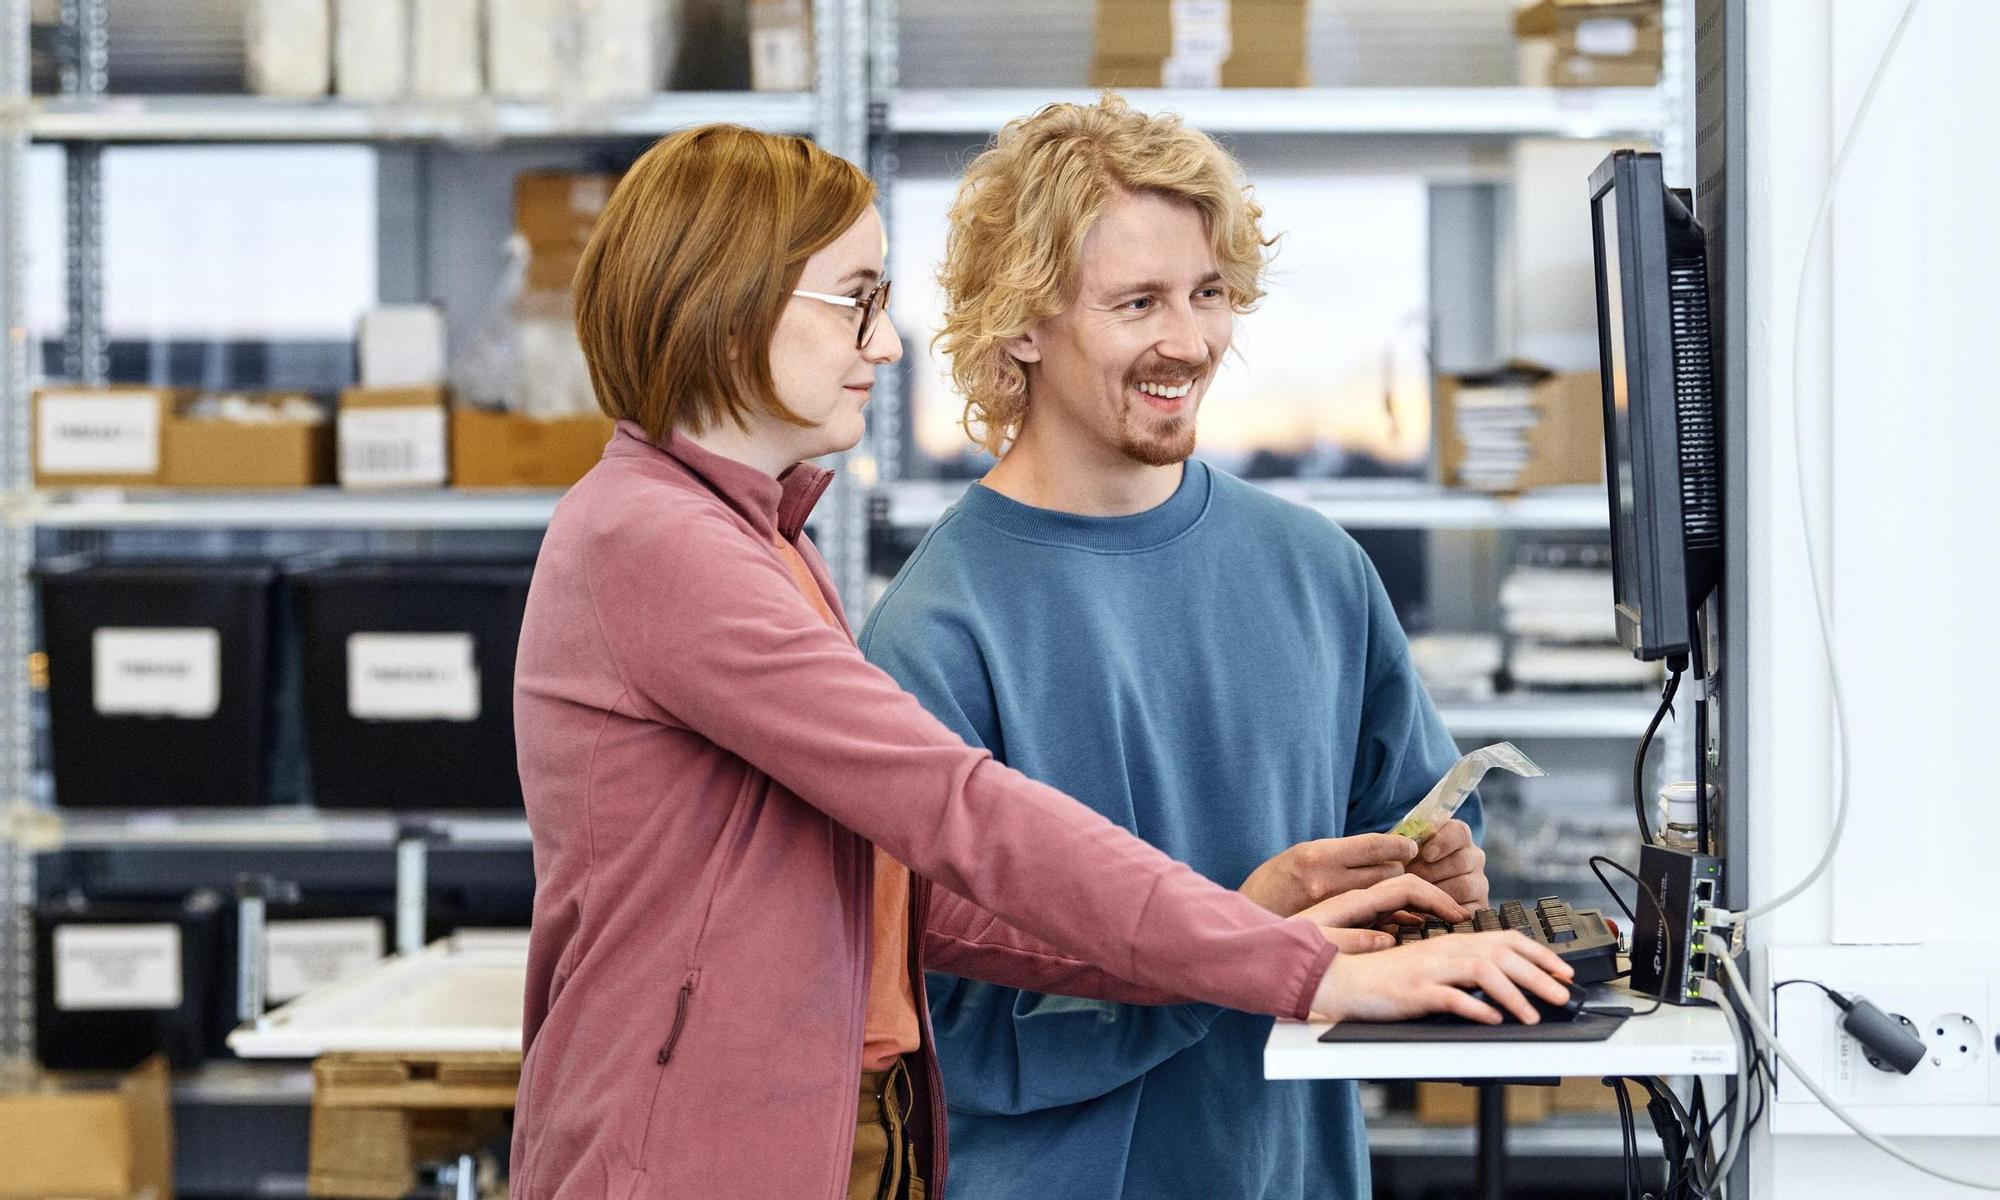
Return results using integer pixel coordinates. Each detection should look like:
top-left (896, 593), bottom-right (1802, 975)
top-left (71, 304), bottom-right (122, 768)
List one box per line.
top-left (770, 533), bottom-right (921, 1070)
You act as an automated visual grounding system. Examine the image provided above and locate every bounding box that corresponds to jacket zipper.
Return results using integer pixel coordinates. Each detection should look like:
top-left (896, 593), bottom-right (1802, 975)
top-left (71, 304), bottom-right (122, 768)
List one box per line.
top-left (656, 972), bottom-right (699, 1065)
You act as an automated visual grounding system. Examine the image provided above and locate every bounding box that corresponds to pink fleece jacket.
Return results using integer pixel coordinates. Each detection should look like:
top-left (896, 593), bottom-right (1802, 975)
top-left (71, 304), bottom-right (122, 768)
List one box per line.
top-left (508, 424), bottom-right (1337, 1199)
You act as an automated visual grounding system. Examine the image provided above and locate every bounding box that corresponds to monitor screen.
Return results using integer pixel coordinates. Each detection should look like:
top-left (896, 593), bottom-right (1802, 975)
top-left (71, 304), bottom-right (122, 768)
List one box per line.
top-left (1593, 186), bottom-right (1643, 623)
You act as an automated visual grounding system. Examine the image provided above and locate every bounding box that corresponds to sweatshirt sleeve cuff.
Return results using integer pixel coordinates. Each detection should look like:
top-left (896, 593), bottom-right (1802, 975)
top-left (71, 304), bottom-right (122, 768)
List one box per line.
top-left (1290, 936), bottom-right (1339, 1021)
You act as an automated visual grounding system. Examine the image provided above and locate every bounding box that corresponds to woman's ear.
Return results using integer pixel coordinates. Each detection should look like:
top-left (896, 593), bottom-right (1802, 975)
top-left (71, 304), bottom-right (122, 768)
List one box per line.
top-left (1004, 328), bottom-right (1042, 365)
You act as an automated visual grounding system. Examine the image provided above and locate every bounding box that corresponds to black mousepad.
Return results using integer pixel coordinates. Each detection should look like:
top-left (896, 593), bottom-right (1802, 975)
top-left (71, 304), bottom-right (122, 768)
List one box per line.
top-left (1317, 1012), bottom-right (1626, 1043)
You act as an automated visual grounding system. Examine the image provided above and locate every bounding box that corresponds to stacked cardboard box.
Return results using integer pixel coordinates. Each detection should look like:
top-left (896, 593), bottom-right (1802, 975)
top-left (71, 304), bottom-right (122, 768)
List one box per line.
top-left (1432, 361), bottom-right (1605, 495)
top-left (514, 171), bottom-right (620, 296)
top-left (1514, 0), bottom-right (1663, 88)
top-left (1091, 0), bottom-right (1308, 90)
top-left (32, 387), bottom-right (334, 489)
top-left (0, 1057), bottom-right (172, 1200)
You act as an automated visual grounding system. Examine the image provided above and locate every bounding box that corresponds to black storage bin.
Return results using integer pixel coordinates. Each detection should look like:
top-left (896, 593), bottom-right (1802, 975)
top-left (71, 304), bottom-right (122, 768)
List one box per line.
top-left (292, 560), bottom-right (534, 810)
top-left (34, 889), bottom-right (225, 1070)
top-left (209, 891), bottom-right (395, 1055)
top-left (35, 559), bottom-right (280, 808)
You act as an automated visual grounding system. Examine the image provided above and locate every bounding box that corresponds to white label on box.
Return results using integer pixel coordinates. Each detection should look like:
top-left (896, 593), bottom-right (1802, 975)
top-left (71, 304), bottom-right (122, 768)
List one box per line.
top-left (1575, 17), bottom-right (1640, 57)
top-left (348, 632), bottom-right (481, 721)
top-left (750, 28), bottom-right (812, 92)
top-left (339, 406), bottom-right (448, 487)
top-left (265, 918), bottom-right (386, 1003)
top-left (54, 924), bottom-right (183, 1012)
top-left (38, 393), bottom-right (162, 475)
top-left (1162, 55), bottom-right (1223, 88)
top-left (1171, 0), bottom-right (1231, 61)
top-left (92, 628), bottom-right (222, 719)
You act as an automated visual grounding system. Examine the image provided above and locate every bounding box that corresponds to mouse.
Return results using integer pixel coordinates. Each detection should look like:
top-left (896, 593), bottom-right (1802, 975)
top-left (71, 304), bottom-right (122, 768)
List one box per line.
top-left (1427, 981), bottom-right (1590, 1025)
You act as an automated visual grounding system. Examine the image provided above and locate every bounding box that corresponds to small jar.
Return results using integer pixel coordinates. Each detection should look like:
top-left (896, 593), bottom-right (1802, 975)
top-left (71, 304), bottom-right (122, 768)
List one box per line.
top-left (1656, 781), bottom-right (1714, 851)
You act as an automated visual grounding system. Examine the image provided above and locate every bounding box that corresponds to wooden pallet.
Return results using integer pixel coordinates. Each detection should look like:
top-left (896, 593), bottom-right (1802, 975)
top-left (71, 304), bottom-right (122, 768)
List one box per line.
top-left (308, 1051), bottom-right (520, 1199)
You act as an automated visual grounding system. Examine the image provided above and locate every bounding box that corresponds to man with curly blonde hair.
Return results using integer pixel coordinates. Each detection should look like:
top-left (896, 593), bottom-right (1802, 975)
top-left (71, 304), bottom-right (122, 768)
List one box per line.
top-left (861, 96), bottom-right (1492, 1198)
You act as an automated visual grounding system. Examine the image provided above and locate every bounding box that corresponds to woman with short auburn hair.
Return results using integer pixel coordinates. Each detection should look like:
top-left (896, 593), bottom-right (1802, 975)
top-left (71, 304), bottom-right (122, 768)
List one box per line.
top-left (509, 123), bottom-right (1467, 1200)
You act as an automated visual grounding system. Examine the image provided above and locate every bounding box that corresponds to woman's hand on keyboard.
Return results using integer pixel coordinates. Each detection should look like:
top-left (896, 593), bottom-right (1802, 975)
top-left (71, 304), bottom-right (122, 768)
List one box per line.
top-left (1308, 931), bottom-right (1576, 1026)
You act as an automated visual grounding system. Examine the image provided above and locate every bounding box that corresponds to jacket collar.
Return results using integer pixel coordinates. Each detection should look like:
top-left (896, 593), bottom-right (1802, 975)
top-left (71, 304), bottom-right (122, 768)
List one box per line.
top-left (607, 421), bottom-right (835, 543)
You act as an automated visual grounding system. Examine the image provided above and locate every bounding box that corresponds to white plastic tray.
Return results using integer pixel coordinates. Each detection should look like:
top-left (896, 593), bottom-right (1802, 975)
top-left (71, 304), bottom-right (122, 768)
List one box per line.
top-left (227, 930), bottom-right (529, 1058)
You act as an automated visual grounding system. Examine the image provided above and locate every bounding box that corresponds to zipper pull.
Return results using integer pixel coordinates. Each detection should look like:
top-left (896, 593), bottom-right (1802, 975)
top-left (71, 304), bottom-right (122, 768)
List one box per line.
top-left (655, 976), bottom-right (697, 1065)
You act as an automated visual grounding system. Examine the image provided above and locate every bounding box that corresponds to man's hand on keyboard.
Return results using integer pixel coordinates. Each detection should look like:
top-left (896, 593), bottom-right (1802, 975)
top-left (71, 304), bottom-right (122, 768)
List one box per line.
top-left (1403, 818), bottom-right (1489, 907)
top-left (1309, 931), bottom-right (1576, 1026)
top-left (1294, 875), bottom-right (1467, 935)
top-left (1237, 832), bottom-right (1420, 918)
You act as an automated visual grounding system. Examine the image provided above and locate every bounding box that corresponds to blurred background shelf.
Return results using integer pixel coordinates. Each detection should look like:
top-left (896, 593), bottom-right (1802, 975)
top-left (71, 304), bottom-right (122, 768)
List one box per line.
top-left (28, 92), bottom-right (817, 142)
top-left (892, 86), bottom-right (1670, 139)
top-left (874, 478), bottom-right (1611, 532)
top-left (23, 489), bottom-right (564, 529)
top-left (13, 806), bottom-right (532, 852)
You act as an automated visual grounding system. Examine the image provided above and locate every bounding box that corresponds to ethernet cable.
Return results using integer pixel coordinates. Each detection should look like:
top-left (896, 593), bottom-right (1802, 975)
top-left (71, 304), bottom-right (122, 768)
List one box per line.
top-left (1707, 0), bottom-right (1926, 932)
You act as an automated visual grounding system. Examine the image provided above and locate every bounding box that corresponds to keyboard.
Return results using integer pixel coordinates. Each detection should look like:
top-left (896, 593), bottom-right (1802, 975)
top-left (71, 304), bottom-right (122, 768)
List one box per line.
top-left (1393, 896), bottom-right (1621, 985)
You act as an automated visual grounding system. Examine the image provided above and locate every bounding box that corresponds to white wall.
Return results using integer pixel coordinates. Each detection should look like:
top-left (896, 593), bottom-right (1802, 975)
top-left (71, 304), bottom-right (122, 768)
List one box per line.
top-left (1745, 0), bottom-right (2000, 1193)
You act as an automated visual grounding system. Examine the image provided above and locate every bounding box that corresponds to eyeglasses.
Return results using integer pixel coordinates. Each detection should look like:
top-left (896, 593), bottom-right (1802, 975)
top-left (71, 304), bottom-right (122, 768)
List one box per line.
top-left (791, 278), bottom-right (893, 349)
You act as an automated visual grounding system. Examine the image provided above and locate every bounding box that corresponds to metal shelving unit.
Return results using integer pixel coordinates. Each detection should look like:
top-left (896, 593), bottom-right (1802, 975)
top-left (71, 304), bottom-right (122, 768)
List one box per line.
top-left (28, 92), bottom-right (818, 142)
top-left (876, 477), bottom-right (1613, 533)
top-left (0, 3), bottom-right (1697, 1182)
top-left (893, 85), bottom-right (1668, 138)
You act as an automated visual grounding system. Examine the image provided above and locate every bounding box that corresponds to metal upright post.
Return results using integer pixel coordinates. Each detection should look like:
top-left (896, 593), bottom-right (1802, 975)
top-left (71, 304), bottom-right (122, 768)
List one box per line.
top-left (812, 0), bottom-right (875, 608)
top-left (59, 0), bottom-right (106, 385)
top-left (862, 0), bottom-right (903, 493)
top-left (0, 0), bottom-right (36, 1067)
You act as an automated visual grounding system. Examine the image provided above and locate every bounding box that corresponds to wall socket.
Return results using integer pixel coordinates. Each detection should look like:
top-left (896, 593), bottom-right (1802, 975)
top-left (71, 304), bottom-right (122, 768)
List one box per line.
top-left (1768, 945), bottom-right (2000, 1136)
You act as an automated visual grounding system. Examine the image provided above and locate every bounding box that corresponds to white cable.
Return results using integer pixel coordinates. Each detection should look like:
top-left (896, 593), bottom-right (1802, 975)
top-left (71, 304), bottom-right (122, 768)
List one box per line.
top-left (1709, 942), bottom-right (2000, 1192)
top-left (1710, 0), bottom-right (1927, 930)
top-left (1705, 988), bottom-right (1750, 1193)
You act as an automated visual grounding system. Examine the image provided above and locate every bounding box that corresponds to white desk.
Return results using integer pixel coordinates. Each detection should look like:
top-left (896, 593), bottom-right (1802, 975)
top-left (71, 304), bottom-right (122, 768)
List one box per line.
top-left (1265, 985), bottom-right (1740, 1200)
top-left (229, 931), bottom-right (527, 1058)
top-left (1265, 985), bottom-right (1740, 1081)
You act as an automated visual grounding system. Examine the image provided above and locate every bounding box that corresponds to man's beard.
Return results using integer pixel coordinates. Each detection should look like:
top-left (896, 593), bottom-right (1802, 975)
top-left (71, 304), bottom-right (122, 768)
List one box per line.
top-left (1116, 402), bottom-right (1197, 467)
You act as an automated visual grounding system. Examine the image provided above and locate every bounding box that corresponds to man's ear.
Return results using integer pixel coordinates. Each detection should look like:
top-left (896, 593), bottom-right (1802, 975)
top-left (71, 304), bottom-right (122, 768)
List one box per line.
top-left (1004, 328), bottom-right (1042, 365)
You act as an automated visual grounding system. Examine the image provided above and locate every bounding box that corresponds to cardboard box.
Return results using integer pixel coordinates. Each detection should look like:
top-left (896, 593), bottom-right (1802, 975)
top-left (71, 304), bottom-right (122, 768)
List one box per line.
top-left (338, 387), bottom-right (451, 489)
top-left (163, 397), bottom-right (335, 489)
top-left (32, 387), bottom-right (191, 488)
top-left (1515, 0), bottom-right (1662, 88)
top-left (1091, 0), bottom-right (1309, 89)
top-left (1433, 363), bottom-right (1606, 494)
top-left (0, 1056), bottom-right (172, 1200)
top-left (1416, 1081), bottom-right (1551, 1126)
top-left (359, 305), bottom-right (447, 389)
top-left (514, 172), bottom-right (620, 293)
top-left (449, 408), bottom-right (614, 488)
top-left (749, 0), bottom-right (814, 92)
top-left (1550, 1075), bottom-right (1649, 1114)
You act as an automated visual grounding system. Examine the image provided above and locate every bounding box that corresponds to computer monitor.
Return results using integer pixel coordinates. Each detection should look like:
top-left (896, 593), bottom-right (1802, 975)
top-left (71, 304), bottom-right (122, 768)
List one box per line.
top-left (1588, 150), bottom-right (1723, 665)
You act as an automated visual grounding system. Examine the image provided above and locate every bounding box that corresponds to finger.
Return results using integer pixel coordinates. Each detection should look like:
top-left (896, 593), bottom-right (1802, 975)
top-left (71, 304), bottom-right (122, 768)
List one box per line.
top-left (1419, 820), bottom-right (1471, 863)
top-left (1331, 833), bottom-right (1421, 867)
top-left (1442, 875), bottom-right (1488, 907)
top-left (1372, 875), bottom-right (1468, 922)
top-left (1325, 928), bottom-right (1396, 954)
top-left (1431, 984), bottom-right (1502, 1025)
top-left (1388, 911), bottom-right (1427, 927)
top-left (1470, 960), bottom-right (1539, 1025)
top-left (1331, 862), bottom-right (1406, 892)
top-left (1499, 945), bottom-right (1577, 1006)
top-left (1414, 845), bottom-right (1482, 881)
top-left (1502, 931), bottom-right (1575, 981)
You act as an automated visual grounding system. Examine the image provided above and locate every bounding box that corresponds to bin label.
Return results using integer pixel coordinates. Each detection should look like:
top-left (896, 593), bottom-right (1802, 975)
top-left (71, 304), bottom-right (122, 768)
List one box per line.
top-left (38, 393), bottom-right (162, 475)
top-left (348, 632), bottom-right (480, 721)
top-left (92, 627), bottom-right (223, 718)
top-left (265, 917), bottom-right (386, 1003)
top-left (339, 406), bottom-right (448, 487)
top-left (54, 923), bottom-right (184, 1011)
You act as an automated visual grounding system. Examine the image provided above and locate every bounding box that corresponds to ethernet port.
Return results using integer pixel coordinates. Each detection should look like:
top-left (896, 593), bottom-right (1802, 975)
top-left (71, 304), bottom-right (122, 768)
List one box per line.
top-left (1694, 879), bottom-right (1717, 903)
top-left (1689, 951), bottom-right (1711, 976)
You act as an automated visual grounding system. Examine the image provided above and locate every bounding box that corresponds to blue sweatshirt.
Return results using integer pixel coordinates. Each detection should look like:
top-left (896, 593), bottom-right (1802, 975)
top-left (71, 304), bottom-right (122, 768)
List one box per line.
top-left (859, 460), bottom-right (1476, 1200)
